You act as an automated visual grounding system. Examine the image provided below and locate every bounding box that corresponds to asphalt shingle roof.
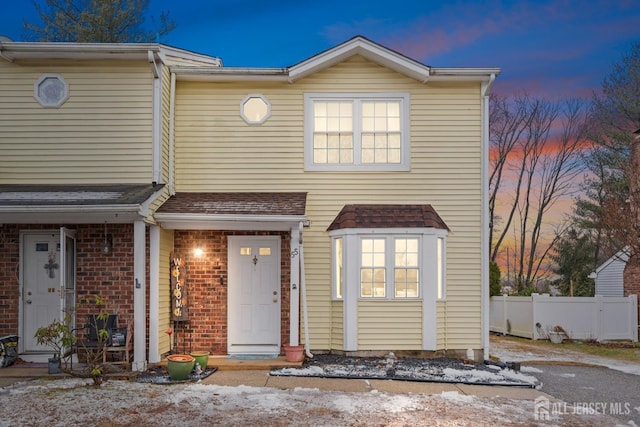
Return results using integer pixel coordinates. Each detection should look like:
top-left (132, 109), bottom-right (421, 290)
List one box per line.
top-left (0, 184), bottom-right (164, 206)
top-left (156, 192), bottom-right (307, 216)
top-left (327, 204), bottom-right (449, 231)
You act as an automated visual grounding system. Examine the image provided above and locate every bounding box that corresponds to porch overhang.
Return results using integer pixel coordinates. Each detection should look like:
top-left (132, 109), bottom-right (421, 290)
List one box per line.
top-left (154, 192), bottom-right (309, 231)
top-left (0, 184), bottom-right (165, 224)
top-left (154, 213), bottom-right (309, 231)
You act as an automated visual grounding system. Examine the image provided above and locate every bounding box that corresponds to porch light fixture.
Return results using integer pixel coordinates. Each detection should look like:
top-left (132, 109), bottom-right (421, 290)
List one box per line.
top-left (101, 223), bottom-right (112, 254)
top-left (194, 247), bottom-right (203, 257)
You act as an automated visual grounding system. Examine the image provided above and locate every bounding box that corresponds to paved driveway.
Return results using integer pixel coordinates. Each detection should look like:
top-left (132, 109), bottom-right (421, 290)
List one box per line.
top-left (531, 363), bottom-right (640, 425)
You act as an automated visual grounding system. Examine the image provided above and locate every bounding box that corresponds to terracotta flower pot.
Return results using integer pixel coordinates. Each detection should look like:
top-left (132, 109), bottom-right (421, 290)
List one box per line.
top-left (166, 354), bottom-right (195, 380)
top-left (190, 351), bottom-right (210, 369)
top-left (283, 344), bottom-right (305, 362)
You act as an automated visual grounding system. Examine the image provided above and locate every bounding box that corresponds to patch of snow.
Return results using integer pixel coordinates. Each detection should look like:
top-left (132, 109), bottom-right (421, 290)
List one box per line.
top-left (0, 378), bottom-right (617, 426)
top-left (520, 366), bottom-right (544, 373)
top-left (490, 337), bottom-right (640, 376)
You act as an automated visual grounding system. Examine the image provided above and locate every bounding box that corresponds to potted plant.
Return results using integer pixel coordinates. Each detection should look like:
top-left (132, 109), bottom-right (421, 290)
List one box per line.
top-left (166, 354), bottom-right (195, 380)
top-left (34, 317), bottom-right (76, 373)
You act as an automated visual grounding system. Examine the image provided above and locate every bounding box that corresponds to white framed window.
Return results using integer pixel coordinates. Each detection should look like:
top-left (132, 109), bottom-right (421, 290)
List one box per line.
top-left (331, 229), bottom-right (447, 301)
top-left (333, 237), bottom-right (343, 299)
top-left (240, 94), bottom-right (271, 124)
top-left (34, 73), bottom-right (69, 108)
top-left (304, 93), bottom-right (410, 171)
top-left (437, 237), bottom-right (446, 300)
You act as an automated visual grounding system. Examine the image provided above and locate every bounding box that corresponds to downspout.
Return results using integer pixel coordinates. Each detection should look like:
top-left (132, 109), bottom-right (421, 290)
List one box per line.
top-left (299, 221), bottom-right (313, 358)
top-left (481, 74), bottom-right (496, 361)
top-left (148, 50), bottom-right (161, 184)
top-left (168, 72), bottom-right (176, 195)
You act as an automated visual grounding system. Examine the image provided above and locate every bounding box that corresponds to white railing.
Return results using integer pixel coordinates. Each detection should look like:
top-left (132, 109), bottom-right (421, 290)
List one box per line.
top-left (490, 293), bottom-right (638, 341)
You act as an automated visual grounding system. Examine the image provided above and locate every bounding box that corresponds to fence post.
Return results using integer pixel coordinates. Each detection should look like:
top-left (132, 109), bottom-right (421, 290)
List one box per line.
top-left (531, 293), bottom-right (539, 340)
top-left (631, 295), bottom-right (638, 342)
top-left (502, 294), bottom-right (507, 335)
top-left (595, 294), bottom-right (602, 341)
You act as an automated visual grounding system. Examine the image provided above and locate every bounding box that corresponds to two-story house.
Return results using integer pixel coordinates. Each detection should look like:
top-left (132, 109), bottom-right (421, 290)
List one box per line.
top-left (0, 36), bottom-right (499, 370)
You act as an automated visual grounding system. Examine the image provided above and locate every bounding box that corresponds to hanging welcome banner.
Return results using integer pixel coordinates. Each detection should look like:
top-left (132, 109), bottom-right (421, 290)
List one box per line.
top-left (170, 255), bottom-right (188, 321)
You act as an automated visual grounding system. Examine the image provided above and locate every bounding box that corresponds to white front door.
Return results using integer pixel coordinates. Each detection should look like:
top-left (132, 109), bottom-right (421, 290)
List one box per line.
top-left (22, 232), bottom-right (61, 352)
top-left (227, 236), bottom-right (281, 354)
top-left (21, 229), bottom-right (76, 354)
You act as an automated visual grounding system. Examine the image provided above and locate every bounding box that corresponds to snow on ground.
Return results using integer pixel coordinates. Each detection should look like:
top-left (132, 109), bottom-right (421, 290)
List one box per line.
top-left (490, 336), bottom-right (640, 376)
top-left (272, 353), bottom-right (540, 387)
top-left (0, 377), bottom-right (619, 426)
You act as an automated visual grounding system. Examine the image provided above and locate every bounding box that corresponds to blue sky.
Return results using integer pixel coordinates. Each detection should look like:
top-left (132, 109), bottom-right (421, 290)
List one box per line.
top-left (2, 0), bottom-right (639, 98)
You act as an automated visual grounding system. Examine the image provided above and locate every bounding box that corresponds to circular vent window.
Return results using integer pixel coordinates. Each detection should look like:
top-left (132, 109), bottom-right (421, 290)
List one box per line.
top-left (34, 74), bottom-right (69, 108)
top-left (241, 94), bottom-right (271, 124)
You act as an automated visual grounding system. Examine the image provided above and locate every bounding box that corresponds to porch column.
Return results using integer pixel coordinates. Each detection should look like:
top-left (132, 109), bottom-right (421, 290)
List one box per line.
top-left (132, 220), bottom-right (147, 371)
top-left (148, 225), bottom-right (160, 363)
top-left (289, 226), bottom-right (300, 346)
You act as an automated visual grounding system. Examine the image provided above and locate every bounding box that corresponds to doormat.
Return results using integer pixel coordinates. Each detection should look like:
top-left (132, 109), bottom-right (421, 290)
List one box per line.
top-left (136, 366), bottom-right (217, 385)
top-left (226, 354), bottom-right (278, 360)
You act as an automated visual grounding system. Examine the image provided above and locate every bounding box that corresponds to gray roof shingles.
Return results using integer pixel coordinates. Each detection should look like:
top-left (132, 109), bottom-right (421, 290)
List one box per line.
top-left (0, 184), bottom-right (164, 206)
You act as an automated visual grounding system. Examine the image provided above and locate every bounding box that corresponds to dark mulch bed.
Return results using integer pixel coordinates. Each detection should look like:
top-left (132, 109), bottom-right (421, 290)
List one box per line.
top-left (270, 353), bottom-right (539, 387)
top-left (136, 365), bottom-right (217, 385)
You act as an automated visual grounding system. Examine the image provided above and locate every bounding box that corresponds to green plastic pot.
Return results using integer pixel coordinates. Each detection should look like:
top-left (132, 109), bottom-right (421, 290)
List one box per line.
top-left (166, 354), bottom-right (195, 380)
top-left (190, 351), bottom-right (210, 369)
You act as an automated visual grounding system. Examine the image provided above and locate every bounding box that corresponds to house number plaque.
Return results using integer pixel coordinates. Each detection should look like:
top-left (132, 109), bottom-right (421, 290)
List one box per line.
top-left (170, 255), bottom-right (188, 321)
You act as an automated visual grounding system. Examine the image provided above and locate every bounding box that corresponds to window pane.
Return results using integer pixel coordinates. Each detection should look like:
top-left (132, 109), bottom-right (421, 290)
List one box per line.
top-left (388, 117), bottom-right (400, 131)
top-left (259, 247), bottom-right (271, 256)
top-left (315, 117), bottom-right (327, 131)
top-left (437, 237), bottom-right (445, 299)
top-left (335, 238), bottom-right (343, 299)
top-left (361, 239), bottom-right (385, 298)
top-left (387, 101), bottom-right (400, 117)
top-left (394, 239), bottom-right (419, 298)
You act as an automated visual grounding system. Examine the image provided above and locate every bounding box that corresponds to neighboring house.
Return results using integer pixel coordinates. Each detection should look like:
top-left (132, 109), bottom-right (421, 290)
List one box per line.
top-left (0, 36), bottom-right (499, 370)
top-left (589, 247), bottom-right (630, 297)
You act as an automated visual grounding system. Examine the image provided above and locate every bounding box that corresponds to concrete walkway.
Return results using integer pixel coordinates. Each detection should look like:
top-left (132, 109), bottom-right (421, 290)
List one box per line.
top-left (0, 364), bottom-right (549, 401)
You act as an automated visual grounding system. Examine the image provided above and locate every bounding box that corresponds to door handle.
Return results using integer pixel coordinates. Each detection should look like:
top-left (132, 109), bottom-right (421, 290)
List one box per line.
top-left (26, 300), bottom-right (32, 304)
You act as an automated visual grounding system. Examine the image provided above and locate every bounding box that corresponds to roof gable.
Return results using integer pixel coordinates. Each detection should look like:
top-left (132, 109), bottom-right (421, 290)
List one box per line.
top-left (288, 36), bottom-right (431, 82)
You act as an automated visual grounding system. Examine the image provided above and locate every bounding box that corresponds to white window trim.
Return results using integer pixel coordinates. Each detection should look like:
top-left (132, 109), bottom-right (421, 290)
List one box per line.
top-left (34, 73), bottom-right (69, 108)
top-left (329, 227), bottom-right (447, 351)
top-left (304, 93), bottom-right (411, 171)
top-left (358, 235), bottom-right (421, 300)
top-left (240, 93), bottom-right (271, 124)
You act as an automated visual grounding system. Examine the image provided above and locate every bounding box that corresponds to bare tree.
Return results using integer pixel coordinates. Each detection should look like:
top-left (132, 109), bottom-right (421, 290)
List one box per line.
top-left (24, 0), bottom-right (175, 43)
top-left (490, 95), bottom-right (588, 291)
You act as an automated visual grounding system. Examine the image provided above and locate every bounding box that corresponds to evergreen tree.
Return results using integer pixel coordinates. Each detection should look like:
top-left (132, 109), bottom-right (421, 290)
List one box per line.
top-left (550, 228), bottom-right (596, 296)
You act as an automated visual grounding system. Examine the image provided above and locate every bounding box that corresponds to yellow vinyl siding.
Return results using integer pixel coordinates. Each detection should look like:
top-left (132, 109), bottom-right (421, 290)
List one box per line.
top-left (160, 64), bottom-right (172, 184)
top-left (358, 301), bottom-right (422, 350)
top-left (173, 55), bottom-right (483, 351)
top-left (158, 228), bottom-right (175, 355)
top-left (0, 60), bottom-right (153, 184)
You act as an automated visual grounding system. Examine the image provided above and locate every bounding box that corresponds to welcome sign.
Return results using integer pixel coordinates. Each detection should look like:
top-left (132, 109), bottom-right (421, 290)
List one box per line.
top-left (170, 255), bottom-right (188, 321)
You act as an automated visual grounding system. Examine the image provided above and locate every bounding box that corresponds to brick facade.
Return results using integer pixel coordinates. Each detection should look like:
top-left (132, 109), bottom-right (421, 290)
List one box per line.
top-left (171, 230), bottom-right (292, 355)
top-left (0, 224), bottom-right (135, 339)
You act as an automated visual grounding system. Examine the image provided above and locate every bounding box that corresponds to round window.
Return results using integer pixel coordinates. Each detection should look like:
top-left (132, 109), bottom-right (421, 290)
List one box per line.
top-left (240, 94), bottom-right (271, 124)
top-left (34, 74), bottom-right (69, 108)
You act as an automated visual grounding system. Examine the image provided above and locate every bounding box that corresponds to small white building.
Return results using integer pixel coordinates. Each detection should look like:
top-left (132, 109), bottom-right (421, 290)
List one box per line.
top-left (589, 247), bottom-right (630, 297)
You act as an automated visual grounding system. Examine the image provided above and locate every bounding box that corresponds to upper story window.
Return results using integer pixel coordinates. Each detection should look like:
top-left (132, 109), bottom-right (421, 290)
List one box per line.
top-left (304, 93), bottom-right (410, 171)
top-left (241, 94), bottom-right (271, 124)
top-left (34, 74), bottom-right (69, 108)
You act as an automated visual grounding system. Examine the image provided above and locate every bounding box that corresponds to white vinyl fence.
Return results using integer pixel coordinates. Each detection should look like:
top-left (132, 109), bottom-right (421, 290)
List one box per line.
top-left (490, 293), bottom-right (638, 341)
